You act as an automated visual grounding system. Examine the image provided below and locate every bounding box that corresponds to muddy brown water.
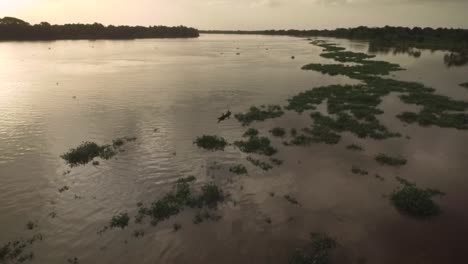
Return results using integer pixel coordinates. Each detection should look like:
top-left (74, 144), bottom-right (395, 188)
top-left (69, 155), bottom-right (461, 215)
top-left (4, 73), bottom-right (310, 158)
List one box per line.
top-left (0, 34), bottom-right (467, 263)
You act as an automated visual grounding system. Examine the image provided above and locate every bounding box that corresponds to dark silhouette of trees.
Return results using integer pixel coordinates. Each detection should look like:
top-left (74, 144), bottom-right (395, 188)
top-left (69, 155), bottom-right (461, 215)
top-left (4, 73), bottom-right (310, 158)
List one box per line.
top-left (0, 17), bottom-right (199, 40)
top-left (202, 26), bottom-right (468, 53)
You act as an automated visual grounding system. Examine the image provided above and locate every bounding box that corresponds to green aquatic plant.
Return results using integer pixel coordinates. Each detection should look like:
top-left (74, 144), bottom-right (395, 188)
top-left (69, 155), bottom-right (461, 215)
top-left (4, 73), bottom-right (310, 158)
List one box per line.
top-left (234, 136), bottom-right (277, 156)
top-left (61, 137), bottom-right (136, 166)
top-left (136, 177), bottom-right (225, 225)
top-left (194, 135), bottom-right (228, 151)
top-left (110, 213), bottom-right (130, 229)
top-left (234, 105), bottom-right (284, 126)
top-left (289, 233), bottom-right (336, 264)
top-left (243, 128), bottom-right (259, 137)
top-left (246, 156), bottom-right (273, 171)
top-left (351, 166), bottom-right (368, 175)
top-left (390, 180), bottom-right (445, 218)
top-left (375, 154), bottom-right (407, 166)
top-left (302, 41), bottom-right (468, 131)
top-left (61, 142), bottom-right (107, 166)
top-left (0, 234), bottom-right (43, 264)
top-left (346, 144), bottom-right (363, 151)
top-left (270, 127), bottom-right (286, 138)
top-left (229, 164), bottom-right (248, 175)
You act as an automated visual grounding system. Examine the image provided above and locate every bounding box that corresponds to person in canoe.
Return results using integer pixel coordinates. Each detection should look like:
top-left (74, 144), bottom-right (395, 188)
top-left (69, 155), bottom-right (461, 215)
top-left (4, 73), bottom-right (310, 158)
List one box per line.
top-left (217, 110), bottom-right (232, 123)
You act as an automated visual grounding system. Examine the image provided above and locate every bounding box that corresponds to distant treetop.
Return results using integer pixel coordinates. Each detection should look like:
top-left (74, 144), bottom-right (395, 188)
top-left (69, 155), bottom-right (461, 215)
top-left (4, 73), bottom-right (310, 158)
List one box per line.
top-left (0, 17), bottom-right (199, 40)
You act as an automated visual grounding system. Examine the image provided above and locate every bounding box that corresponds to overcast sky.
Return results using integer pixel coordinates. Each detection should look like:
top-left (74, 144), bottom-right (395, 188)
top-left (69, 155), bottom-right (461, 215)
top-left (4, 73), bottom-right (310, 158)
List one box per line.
top-left (1, 0), bottom-right (467, 29)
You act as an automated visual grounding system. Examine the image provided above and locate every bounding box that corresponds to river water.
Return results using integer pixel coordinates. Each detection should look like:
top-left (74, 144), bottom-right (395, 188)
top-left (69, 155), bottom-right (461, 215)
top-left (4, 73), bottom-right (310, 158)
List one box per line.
top-left (1, 34), bottom-right (467, 263)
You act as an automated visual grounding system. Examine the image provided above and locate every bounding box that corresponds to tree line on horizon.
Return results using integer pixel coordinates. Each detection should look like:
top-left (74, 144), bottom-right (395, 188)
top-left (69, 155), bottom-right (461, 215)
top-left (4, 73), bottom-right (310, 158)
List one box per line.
top-left (202, 26), bottom-right (468, 52)
top-left (0, 17), bottom-right (199, 40)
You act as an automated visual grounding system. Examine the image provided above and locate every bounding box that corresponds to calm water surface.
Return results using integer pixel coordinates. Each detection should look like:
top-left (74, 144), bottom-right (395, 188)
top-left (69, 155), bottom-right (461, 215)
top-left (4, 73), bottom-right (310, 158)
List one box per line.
top-left (1, 34), bottom-right (467, 263)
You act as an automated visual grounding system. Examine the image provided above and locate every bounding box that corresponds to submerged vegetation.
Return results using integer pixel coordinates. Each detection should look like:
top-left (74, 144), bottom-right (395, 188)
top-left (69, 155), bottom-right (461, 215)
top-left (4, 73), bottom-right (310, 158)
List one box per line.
top-left (289, 233), bottom-right (336, 264)
top-left (234, 105), bottom-right (284, 126)
top-left (194, 135), bottom-right (228, 151)
top-left (391, 178), bottom-right (445, 218)
top-left (375, 154), bottom-right (407, 167)
top-left (242, 128), bottom-right (259, 137)
top-left (460, 82), bottom-right (468, 89)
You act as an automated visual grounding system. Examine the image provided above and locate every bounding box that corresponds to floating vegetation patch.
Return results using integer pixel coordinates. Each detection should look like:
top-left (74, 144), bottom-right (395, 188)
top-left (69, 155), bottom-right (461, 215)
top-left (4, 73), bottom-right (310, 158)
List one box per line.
top-left (375, 154), bottom-right (407, 167)
top-left (243, 128), bottom-right (259, 137)
top-left (0, 234), bottom-right (43, 264)
top-left (61, 136), bottom-right (136, 167)
top-left (270, 127), bottom-right (286, 138)
top-left (110, 213), bottom-right (130, 229)
top-left (346, 144), bottom-right (363, 151)
top-left (246, 156), bottom-right (273, 171)
top-left (235, 105), bottom-right (284, 126)
top-left (374, 174), bottom-right (385, 181)
top-left (351, 166), bottom-right (368, 175)
top-left (136, 176), bottom-right (225, 226)
top-left (391, 178), bottom-right (445, 218)
top-left (284, 195), bottom-right (300, 205)
top-left (229, 164), bottom-right (248, 175)
top-left (234, 136), bottom-right (277, 156)
top-left (194, 135), bottom-right (228, 151)
top-left (289, 233), bottom-right (336, 264)
top-left (302, 41), bottom-right (468, 131)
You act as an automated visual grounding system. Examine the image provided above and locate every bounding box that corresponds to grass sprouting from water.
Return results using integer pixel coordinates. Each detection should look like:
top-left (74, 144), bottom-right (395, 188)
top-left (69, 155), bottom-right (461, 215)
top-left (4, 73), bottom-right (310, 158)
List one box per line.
top-left (390, 178), bottom-right (445, 218)
top-left (194, 135), bottom-right (228, 151)
top-left (235, 105), bottom-right (284, 126)
top-left (375, 154), bottom-right (407, 166)
top-left (229, 164), bottom-right (248, 175)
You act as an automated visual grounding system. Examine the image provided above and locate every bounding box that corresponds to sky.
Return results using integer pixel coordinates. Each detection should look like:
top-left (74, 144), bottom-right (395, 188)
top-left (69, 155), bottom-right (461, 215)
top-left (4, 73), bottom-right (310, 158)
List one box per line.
top-left (1, 0), bottom-right (467, 29)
